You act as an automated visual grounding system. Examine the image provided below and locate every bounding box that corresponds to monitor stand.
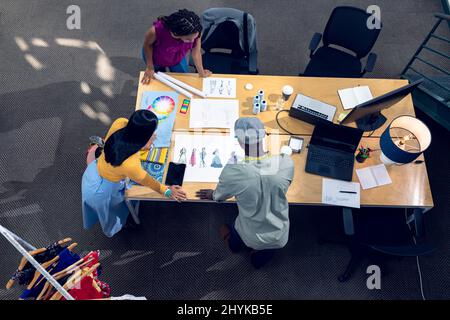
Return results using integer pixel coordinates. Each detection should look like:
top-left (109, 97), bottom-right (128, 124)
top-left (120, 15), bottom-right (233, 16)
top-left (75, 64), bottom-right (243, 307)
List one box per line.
top-left (355, 112), bottom-right (387, 131)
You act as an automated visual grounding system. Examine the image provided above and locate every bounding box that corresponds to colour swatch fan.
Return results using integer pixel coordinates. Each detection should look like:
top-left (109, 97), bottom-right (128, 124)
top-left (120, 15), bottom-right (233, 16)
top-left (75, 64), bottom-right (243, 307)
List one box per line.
top-left (140, 91), bottom-right (179, 147)
top-left (147, 96), bottom-right (176, 122)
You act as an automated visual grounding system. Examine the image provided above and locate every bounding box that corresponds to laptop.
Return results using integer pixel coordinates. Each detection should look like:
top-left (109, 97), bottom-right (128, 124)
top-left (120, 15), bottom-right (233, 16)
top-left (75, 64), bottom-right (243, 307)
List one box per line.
top-left (291, 93), bottom-right (336, 122)
top-left (305, 121), bottom-right (363, 181)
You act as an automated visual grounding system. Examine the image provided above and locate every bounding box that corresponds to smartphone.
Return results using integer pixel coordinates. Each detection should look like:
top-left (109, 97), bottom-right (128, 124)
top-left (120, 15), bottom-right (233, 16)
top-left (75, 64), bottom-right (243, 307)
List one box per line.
top-left (165, 162), bottom-right (186, 186)
top-left (289, 136), bottom-right (304, 153)
top-left (179, 99), bottom-right (190, 114)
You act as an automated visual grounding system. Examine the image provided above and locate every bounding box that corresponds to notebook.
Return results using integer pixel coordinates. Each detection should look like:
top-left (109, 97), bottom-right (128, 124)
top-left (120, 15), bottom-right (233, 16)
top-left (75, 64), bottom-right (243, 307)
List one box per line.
top-left (356, 164), bottom-right (392, 190)
top-left (338, 86), bottom-right (373, 110)
top-left (322, 178), bottom-right (360, 209)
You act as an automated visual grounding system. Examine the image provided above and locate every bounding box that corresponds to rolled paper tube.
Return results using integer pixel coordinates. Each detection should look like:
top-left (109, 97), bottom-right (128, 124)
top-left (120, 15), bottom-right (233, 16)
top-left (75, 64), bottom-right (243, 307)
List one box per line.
top-left (153, 73), bottom-right (193, 99)
top-left (253, 103), bottom-right (260, 115)
top-left (157, 72), bottom-right (206, 98)
top-left (260, 100), bottom-right (267, 112)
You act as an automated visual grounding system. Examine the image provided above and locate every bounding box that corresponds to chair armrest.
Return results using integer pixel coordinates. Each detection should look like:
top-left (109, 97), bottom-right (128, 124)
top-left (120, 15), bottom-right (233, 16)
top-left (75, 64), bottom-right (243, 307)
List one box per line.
top-left (369, 243), bottom-right (436, 256)
top-left (248, 50), bottom-right (258, 75)
top-left (309, 33), bottom-right (322, 58)
top-left (362, 52), bottom-right (377, 75)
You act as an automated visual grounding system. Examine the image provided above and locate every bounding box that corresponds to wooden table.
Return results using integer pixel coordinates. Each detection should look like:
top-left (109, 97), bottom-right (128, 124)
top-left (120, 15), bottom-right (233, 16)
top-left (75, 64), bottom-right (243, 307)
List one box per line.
top-left (127, 134), bottom-right (433, 209)
top-left (127, 72), bottom-right (433, 235)
top-left (136, 72), bottom-right (416, 137)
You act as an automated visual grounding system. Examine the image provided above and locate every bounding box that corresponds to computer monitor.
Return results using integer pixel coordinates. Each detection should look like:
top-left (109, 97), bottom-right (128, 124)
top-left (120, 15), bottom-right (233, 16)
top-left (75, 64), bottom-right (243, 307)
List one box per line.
top-left (340, 79), bottom-right (423, 131)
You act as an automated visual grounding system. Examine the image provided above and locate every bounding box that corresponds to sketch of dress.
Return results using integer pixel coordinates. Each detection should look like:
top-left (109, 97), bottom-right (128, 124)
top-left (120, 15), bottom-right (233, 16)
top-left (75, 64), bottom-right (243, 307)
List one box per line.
top-left (228, 151), bottom-right (238, 164)
top-left (211, 149), bottom-right (223, 168)
top-left (178, 148), bottom-right (187, 164)
top-left (200, 148), bottom-right (207, 168)
top-left (226, 80), bottom-right (232, 96)
top-left (210, 80), bottom-right (217, 95)
top-left (189, 148), bottom-right (197, 167)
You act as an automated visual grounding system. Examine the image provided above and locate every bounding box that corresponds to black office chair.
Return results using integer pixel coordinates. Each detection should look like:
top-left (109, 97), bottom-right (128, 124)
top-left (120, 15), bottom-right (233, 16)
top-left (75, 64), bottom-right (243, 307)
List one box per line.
top-left (302, 6), bottom-right (381, 78)
top-left (198, 8), bottom-right (258, 75)
top-left (319, 208), bottom-right (436, 282)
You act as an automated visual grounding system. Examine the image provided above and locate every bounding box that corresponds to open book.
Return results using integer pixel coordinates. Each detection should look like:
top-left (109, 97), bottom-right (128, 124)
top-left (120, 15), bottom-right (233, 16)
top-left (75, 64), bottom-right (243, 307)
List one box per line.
top-left (356, 164), bottom-right (392, 190)
top-left (338, 86), bottom-right (373, 110)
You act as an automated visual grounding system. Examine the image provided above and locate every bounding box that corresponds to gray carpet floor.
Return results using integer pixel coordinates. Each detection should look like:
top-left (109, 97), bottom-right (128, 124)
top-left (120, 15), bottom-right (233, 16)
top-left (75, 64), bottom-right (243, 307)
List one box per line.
top-left (0, 0), bottom-right (449, 300)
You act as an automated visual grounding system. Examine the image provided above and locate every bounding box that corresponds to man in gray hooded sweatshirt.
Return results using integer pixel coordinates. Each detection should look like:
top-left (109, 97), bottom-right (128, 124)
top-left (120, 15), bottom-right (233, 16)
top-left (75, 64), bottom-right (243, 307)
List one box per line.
top-left (197, 117), bottom-right (294, 268)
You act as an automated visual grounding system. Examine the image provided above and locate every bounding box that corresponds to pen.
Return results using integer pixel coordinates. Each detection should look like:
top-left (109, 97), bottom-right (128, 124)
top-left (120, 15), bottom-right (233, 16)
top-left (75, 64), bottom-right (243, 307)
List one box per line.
top-left (340, 191), bottom-right (357, 194)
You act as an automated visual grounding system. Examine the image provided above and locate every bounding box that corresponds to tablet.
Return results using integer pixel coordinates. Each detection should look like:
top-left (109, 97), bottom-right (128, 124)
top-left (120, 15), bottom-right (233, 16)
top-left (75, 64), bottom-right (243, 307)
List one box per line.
top-left (165, 162), bottom-right (186, 186)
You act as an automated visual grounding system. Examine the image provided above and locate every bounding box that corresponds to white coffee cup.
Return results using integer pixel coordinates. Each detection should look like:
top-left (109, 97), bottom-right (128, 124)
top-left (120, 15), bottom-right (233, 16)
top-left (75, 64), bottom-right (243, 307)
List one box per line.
top-left (282, 85), bottom-right (294, 101)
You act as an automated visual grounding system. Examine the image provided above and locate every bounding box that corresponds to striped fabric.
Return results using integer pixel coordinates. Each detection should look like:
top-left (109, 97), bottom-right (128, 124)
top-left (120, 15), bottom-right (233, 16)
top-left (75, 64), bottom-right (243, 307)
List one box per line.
top-left (139, 147), bottom-right (168, 165)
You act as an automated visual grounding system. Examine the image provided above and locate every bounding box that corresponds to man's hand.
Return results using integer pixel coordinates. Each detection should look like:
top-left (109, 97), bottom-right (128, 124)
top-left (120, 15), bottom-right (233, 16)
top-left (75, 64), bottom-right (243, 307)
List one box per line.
top-left (141, 68), bottom-right (155, 84)
top-left (198, 69), bottom-right (212, 78)
top-left (196, 189), bottom-right (214, 200)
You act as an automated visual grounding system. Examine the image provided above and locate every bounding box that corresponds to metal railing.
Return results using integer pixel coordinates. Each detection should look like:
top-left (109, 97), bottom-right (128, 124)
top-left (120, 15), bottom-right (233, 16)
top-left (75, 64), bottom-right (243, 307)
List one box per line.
top-left (401, 13), bottom-right (450, 130)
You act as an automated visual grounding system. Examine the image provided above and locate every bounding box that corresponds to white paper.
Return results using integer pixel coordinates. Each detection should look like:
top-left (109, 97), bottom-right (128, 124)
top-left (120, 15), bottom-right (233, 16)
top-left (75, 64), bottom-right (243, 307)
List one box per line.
top-left (203, 78), bottom-right (237, 98)
top-left (322, 178), bottom-right (360, 208)
top-left (189, 99), bottom-right (239, 129)
top-left (356, 164), bottom-right (392, 190)
top-left (338, 86), bottom-right (373, 110)
top-left (173, 134), bottom-right (244, 182)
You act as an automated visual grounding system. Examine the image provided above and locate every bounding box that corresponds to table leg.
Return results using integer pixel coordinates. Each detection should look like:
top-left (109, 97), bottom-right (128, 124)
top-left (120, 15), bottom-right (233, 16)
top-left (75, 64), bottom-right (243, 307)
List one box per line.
top-left (413, 208), bottom-right (425, 238)
top-left (343, 208), bottom-right (354, 236)
top-left (126, 200), bottom-right (141, 225)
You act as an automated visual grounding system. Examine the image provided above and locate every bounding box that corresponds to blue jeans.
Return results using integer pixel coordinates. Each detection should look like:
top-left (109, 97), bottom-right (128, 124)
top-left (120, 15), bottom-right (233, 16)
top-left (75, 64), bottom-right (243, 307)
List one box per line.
top-left (142, 47), bottom-right (188, 72)
top-left (227, 224), bottom-right (276, 269)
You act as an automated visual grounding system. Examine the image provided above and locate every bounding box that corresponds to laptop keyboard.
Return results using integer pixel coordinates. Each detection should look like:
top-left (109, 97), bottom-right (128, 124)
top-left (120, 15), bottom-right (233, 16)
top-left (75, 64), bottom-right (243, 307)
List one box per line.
top-left (299, 106), bottom-right (329, 119)
top-left (309, 150), bottom-right (353, 168)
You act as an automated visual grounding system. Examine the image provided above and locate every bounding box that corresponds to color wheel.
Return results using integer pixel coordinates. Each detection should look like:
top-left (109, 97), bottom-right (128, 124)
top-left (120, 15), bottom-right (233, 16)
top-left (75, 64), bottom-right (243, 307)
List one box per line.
top-left (147, 96), bottom-right (175, 121)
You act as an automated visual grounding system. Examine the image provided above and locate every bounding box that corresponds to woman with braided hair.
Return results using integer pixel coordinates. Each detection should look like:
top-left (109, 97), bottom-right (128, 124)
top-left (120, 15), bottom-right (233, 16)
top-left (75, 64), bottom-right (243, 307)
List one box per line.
top-left (141, 9), bottom-right (212, 84)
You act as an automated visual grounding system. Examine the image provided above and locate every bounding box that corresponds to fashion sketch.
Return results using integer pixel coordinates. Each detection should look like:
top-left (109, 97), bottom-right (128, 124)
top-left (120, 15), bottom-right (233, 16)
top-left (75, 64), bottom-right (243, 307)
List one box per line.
top-left (228, 151), bottom-right (238, 164)
top-left (189, 148), bottom-right (197, 167)
top-left (211, 149), bottom-right (223, 168)
top-left (200, 147), bottom-right (207, 167)
top-left (178, 147), bottom-right (187, 164)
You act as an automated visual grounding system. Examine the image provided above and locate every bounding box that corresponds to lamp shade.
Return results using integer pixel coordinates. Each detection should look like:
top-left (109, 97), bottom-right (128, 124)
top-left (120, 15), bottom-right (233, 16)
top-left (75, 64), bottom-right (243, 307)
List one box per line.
top-left (380, 115), bottom-right (431, 164)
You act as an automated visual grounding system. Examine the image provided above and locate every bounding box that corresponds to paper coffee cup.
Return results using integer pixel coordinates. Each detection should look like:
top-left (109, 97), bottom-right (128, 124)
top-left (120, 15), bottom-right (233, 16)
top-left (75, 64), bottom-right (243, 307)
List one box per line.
top-left (282, 85), bottom-right (294, 101)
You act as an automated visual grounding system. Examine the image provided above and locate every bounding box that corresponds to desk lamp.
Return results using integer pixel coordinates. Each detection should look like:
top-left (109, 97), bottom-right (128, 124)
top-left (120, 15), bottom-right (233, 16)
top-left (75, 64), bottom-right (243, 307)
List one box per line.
top-left (380, 115), bottom-right (431, 165)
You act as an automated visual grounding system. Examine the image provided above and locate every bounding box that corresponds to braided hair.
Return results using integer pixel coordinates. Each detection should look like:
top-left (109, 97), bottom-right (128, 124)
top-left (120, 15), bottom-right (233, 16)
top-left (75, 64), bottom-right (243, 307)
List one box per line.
top-left (158, 9), bottom-right (202, 36)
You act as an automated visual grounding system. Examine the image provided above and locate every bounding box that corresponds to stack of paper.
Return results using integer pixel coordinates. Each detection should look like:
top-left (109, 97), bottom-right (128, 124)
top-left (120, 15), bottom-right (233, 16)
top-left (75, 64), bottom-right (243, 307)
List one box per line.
top-left (322, 178), bottom-right (360, 209)
top-left (173, 134), bottom-right (243, 182)
top-left (356, 164), bottom-right (392, 190)
top-left (338, 86), bottom-right (373, 110)
top-left (189, 99), bottom-right (239, 129)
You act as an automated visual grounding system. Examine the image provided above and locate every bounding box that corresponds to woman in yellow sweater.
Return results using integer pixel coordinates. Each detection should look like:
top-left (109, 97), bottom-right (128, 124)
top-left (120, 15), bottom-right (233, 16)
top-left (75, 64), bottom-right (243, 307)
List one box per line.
top-left (82, 110), bottom-right (186, 237)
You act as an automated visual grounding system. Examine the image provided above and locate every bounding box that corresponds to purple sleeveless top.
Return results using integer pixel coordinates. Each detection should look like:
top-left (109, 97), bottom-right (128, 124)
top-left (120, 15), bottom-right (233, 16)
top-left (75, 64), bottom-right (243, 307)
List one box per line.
top-left (152, 20), bottom-right (197, 67)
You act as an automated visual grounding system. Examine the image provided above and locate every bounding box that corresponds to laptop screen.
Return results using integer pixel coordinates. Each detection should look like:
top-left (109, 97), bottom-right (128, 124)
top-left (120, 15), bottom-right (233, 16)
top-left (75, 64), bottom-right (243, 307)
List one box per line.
top-left (310, 121), bottom-right (363, 153)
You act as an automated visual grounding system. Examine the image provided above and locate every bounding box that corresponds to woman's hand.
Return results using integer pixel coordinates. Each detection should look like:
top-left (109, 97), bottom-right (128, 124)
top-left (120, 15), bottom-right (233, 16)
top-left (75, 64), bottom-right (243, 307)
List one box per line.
top-left (141, 68), bottom-right (155, 84)
top-left (169, 185), bottom-right (187, 202)
top-left (198, 69), bottom-right (212, 78)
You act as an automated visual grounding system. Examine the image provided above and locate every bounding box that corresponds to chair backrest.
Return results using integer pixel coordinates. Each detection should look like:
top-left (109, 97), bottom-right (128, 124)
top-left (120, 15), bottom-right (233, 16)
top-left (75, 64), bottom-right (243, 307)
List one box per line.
top-left (202, 20), bottom-right (245, 58)
top-left (322, 6), bottom-right (381, 58)
top-left (86, 145), bottom-right (98, 166)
